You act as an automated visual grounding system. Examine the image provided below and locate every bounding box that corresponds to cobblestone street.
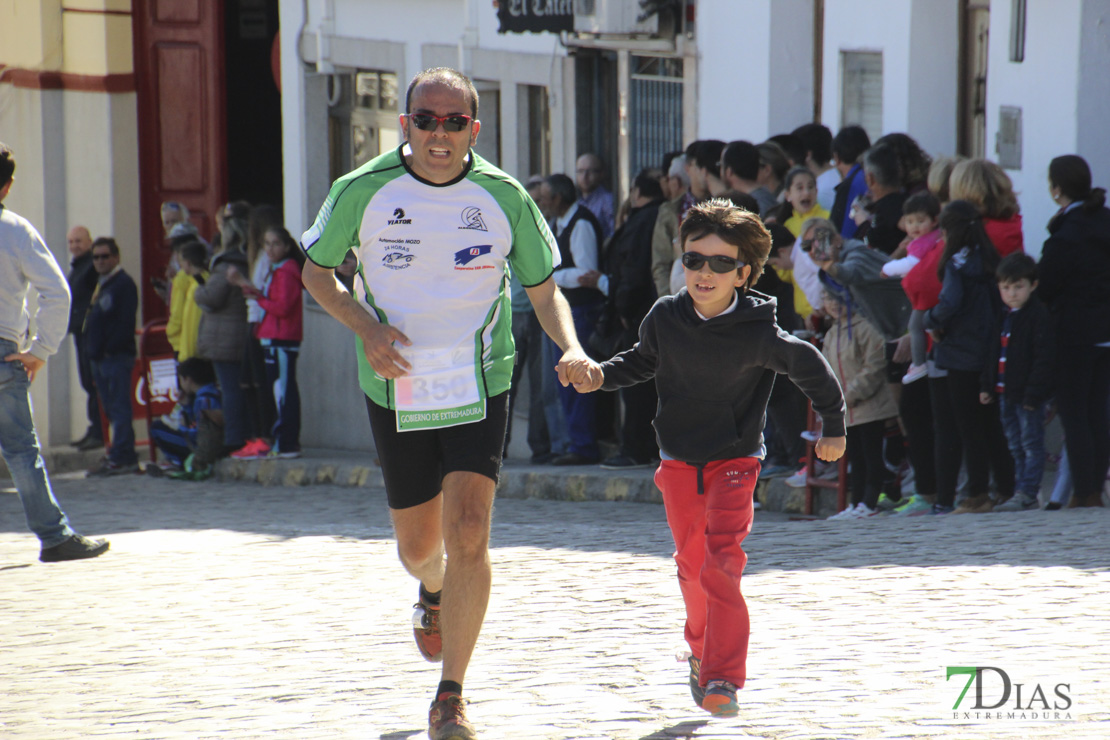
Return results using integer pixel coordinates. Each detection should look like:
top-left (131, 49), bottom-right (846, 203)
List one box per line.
top-left (2, 472), bottom-right (1107, 739)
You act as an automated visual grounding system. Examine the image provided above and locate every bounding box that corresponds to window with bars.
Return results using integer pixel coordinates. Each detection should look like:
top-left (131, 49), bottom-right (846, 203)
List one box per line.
top-left (630, 55), bottom-right (684, 178)
top-left (840, 51), bottom-right (883, 142)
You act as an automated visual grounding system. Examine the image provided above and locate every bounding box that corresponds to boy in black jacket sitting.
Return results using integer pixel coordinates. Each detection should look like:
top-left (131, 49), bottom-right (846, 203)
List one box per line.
top-left (981, 252), bottom-right (1055, 511)
top-left (569, 200), bottom-right (846, 717)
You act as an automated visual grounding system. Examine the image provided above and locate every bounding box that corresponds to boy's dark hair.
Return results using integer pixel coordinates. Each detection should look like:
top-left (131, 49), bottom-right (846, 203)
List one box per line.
top-left (903, 191), bottom-right (941, 219)
top-left (632, 169), bottom-right (664, 200)
top-left (177, 357), bottom-right (216, 386)
top-left (180, 240), bottom-right (209, 270)
top-left (996, 252), bottom-right (1038, 284)
top-left (406, 67), bottom-right (478, 117)
top-left (937, 200), bottom-right (1000, 280)
top-left (694, 140), bottom-right (726, 179)
top-left (679, 198), bottom-right (771, 289)
top-left (0, 142), bottom-right (15, 186)
top-left (832, 125), bottom-right (871, 165)
top-left (767, 133), bottom-right (806, 167)
top-left (684, 139), bottom-right (701, 165)
top-left (92, 236), bottom-right (120, 256)
top-left (791, 123), bottom-right (833, 165)
top-left (722, 141), bottom-right (759, 181)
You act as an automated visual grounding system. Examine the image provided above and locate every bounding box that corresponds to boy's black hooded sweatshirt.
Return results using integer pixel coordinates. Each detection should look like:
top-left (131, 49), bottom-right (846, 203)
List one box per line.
top-left (600, 288), bottom-right (846, 465)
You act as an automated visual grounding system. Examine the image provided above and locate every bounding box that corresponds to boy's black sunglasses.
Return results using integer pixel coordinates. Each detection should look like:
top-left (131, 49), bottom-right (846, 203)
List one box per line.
top-left (407, 113), bottom-right (473, 133)
top-left (681, 251), bottom-right (745, 273)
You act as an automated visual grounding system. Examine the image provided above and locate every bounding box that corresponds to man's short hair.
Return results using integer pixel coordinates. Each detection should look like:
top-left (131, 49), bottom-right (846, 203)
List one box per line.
top-left (405, 67), bottom-right (479, 118)
top-left (545, 173), bottom-right (577, 207)
top-left (722, 141), bottom-right (760, 181)
top-left (767, 133), bottom-right (806, 167)
top-left (996, 252), bottom-right (1038, 284)
top-left (862, 142), bottom-right (903, 190)
top-left (684, 140), bottom-right (701, 164)
top-left (792, 123), bottom-right (833, 165)
top-left (832, 125), bottom-right (871, 165)
top-left (903, 191), bottom-right (941, 219)
top-left (92, 236), bottom-right (120, 257)
top-left (177, 356), bottom-right (216, 387)
top-left (180, 240), bottom-right (209, 270)
top-left (694, 140), bottom-right (726, 179)
top-left (633, 169), bottom-right (664, 200)
top-left (679, 198), bottom-right (771, 289)
top-left (0, 142), bottom-right (15, 186)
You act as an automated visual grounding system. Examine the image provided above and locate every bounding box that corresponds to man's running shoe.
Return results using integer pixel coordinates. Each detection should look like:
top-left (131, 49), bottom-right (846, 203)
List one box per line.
top-left (428, 694), bottom-right (475, 740)
top-left (412, 589), bottom-right (443, 662)
top-left (892, 494), bottom-right (933, 517)
top-left (686, 655), bottom-right (706, 707)
top-left (701, 680), bottom-right (739, 717)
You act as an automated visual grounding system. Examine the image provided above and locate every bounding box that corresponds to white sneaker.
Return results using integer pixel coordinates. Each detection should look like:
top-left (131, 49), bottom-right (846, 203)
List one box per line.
top-left (844, 503), bottom-right (878, 519)
top-left (827, 503), bottom-right (861, 520)
top-left (784, 468), bottom-right (809, 488)
top-left (902, 363), bottom-right (928, 385)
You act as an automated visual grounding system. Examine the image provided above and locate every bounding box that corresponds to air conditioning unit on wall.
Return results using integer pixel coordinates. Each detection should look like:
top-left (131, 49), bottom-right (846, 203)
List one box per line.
top-left (575, 0), bottom-right (660, 35)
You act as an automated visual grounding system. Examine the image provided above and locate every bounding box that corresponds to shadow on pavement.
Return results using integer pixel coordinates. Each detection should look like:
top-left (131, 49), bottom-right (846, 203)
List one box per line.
top-left (636, 718), bottom-right (709, 739)
top-left (2, 475), bottom-right (1107, 574)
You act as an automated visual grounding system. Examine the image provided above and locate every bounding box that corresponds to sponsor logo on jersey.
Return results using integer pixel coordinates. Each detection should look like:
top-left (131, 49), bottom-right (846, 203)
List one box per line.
top-left (388, 207), bottom-right (412, 226)
top-left (454, 245), bottom-right (495, 270)
top-left (458, 207), bottom-right (487, 232)
top-left (383, 251), bottom-right (415, 270)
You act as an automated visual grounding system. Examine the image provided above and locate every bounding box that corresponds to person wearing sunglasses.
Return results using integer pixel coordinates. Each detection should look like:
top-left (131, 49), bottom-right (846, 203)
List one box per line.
top-left (300, 67), bottom-right (593, 740)
top-left (571, 199), bottom-right (845, 719)
top-left (0, 142), bottom-right (110, 561)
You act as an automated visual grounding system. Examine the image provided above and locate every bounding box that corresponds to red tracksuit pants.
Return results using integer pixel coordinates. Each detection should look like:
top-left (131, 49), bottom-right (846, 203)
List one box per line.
top-left (654, 457), bottom-right (759, 689)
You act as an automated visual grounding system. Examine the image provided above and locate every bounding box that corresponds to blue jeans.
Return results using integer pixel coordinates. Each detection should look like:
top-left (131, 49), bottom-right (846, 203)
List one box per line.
top-left (0, 339), bottom-right (75, 547)
top-left (91, 354), bottom-right (138, 465)
top-left (212, 360), bottom-right (246, 449)
top-left (546, 301), bottom-right (602, 460)
top-left (999, 397), bottom-right (1046, 498)
top-left (262, 341), bottom-right (301, 453)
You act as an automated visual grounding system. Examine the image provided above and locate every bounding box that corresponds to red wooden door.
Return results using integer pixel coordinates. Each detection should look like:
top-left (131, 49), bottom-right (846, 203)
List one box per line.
top-left (133, 0), bottom-right (227, 321)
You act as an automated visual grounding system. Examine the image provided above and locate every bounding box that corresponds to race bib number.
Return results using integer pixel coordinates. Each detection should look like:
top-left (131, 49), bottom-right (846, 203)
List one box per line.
top-left (393, 346), bottom-right (485, 431)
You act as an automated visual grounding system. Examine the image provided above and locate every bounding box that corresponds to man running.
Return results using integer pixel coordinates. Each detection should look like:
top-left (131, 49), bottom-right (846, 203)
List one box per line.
top-left (300, 67), bottom-right (590, 740)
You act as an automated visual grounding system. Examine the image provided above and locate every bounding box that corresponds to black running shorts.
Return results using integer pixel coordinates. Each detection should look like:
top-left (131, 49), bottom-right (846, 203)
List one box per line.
top-left (365, 392), bottom-right (509, 510)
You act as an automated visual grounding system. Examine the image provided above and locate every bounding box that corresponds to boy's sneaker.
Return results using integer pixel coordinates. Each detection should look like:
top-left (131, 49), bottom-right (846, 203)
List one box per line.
top-left (892, 495), bottom-right (933, 517)
top-left (844, 502), bottom-right (878, 519)
top-left (902, 363), bottom-right (928, 385)
top-left (86, 458), bottom-right (139, 477)
top-left (701, 680), bottom-right (739, 717)
top-left (876, 493), bottom-right (902, 511)
top-left (953, 494), bottom-right (994, 514)
top-left (995, 494), bottom-right (1039, 512)
top-left (784, 468), bottom-right (809, 488)
top-left (757, 463), bottom-right (793, 480)
top-left (931, 503), bottom-right (955, 515)
top-left (428, 694), bottom-right (475, 740)
top-left (231, 438), bottom-right (270, 460)
top-left (412, 589), bottom-right (443, 662)
top-left (686, 655), bottom-right (706, 707)
top-left (827, 503), bottom-right (861, 520)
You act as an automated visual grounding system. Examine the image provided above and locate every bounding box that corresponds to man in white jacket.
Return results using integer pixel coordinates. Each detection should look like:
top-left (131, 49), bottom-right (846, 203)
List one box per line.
top-left (0, 142), bottom-right (110, 562)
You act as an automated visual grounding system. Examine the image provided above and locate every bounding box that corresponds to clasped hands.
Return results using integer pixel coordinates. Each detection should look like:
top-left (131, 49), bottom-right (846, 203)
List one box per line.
top-left (558, 353), bottom-right (604, 394)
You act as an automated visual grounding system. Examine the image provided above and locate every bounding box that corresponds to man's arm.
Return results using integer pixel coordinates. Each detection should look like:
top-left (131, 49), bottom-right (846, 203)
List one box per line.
top-left (552, 219), bottom-right (599, 290)
top-left (650, 203), bottom-right (677, 297)
top-left (523, 276), bottom-right (598, 390)
top-left (5, 228), bottom-right (72, 382)
top-left (301, 261), bottom-right (412, 379)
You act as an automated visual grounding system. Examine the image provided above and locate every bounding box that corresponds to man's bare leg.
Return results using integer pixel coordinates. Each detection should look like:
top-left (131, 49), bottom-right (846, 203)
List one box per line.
top-left (391, 494), bottom-right (446, 593)
top-left (438, 470), bottom-right (495, 684)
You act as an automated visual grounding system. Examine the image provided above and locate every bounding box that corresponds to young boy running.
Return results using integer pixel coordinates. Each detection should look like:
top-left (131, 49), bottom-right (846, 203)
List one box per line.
top-left (573, 199), bottom-right (846, 716)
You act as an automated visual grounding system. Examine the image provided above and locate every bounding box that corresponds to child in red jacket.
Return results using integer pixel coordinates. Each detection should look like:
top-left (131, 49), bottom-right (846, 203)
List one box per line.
top-left (230, 226), bottom-right (304, 457)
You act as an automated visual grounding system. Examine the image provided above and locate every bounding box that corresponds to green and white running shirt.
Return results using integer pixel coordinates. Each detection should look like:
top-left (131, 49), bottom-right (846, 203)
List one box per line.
top-left (301, 145), bottom-right (559, 428)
